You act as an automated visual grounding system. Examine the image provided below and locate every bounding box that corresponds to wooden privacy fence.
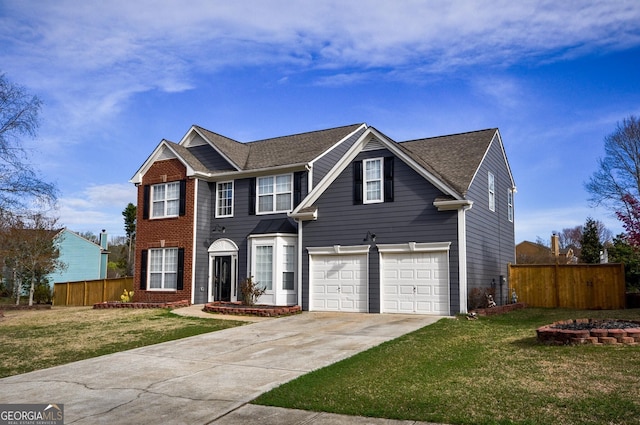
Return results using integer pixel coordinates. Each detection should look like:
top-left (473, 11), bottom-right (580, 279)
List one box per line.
top-left (509, 263), bottom-right (625, 309)
top-left (53, 277), bottom-right (134, 306)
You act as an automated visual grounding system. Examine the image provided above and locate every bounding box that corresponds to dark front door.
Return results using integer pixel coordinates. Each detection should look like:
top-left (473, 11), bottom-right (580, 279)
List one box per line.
top-left (214, 256), bottom-right (232, 302)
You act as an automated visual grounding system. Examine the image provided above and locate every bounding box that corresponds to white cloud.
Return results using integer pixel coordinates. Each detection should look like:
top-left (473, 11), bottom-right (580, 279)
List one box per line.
top-left (57, 183), bottom-right (136, 236)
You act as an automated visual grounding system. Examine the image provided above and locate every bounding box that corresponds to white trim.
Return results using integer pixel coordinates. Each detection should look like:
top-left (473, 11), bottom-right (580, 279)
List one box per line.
top-left (309, 123), bottom-right (368, 165)
top-left (149, 181), bottom-right (181, 219)
top-left (130, 141), bottom-right (196, 184)
top-left (488, 171), bottom-right (495, 212)
top-left (377, 241), bottom-right (451, 253)
top-left (297, 220), bottom-right (303, 308)
top-left (467, 130), bottom-right (516, 193)
top-left (208, 238), bottom-right (239, 303)
top-left (363, 157), bottom-right (384, 204)
top-left (433, 199), bottom-right (473, 211)
top-left (191, 179), bottom-right (198, 304)
top-left (458, 204), bottom-right (472, 313)
top-left (307, 245), bottom-right (371, 255)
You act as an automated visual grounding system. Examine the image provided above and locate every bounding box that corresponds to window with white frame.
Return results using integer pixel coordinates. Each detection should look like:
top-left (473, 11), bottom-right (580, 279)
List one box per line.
top-left (216, 181), bottom-right (234, 218)
top-left (282, 245), bottom-right (295, 290)
top-left (152, 182), bottom-right (180, 218)
top-left (255, 245), bottom-right (273, 290)
top-left (488, 172), bottom-right (495, 212)
top-left (249, 235), bottom-right (297, 297)
top-left (507, 188), bottom-right (514, 222)
top-left (364, 158), bottom-right (383, 203)
top-left (257, 174), bottom-right (292, 213)
top-left (149, 248), bottom-right (178, 290)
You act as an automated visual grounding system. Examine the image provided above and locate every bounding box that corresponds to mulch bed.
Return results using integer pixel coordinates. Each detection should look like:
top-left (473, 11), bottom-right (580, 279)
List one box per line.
top-left (470, 302), bottom-right (527, 316)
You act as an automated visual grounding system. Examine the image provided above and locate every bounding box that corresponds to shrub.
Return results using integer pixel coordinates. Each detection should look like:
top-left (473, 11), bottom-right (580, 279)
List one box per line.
top-left (33, 284), bottom-right (52, 304)
top-left (240, 277), bottom-right (266, 306)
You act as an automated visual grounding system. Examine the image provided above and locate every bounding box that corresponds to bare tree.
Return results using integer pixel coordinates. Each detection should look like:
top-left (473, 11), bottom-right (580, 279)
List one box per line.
top-left (0, 73), bottom-right (57, 211)
top-left (0, 211), bottom-right (65, 305)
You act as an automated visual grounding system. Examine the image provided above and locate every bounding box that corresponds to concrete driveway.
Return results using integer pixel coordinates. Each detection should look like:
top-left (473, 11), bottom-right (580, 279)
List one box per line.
top-left (0, 311), bottom-right (443, 424)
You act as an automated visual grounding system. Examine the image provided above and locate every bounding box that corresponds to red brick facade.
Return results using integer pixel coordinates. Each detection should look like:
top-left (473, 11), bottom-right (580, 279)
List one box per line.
top-left (134, 159), bottom-right (194, 303)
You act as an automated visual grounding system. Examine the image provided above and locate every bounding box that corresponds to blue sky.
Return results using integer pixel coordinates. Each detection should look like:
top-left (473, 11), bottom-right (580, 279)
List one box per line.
top-left (1, 1), bottom-right (639, 242)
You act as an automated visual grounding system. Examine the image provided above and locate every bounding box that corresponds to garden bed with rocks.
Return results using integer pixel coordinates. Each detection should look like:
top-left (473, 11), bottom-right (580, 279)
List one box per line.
top-left (204, 301), bottom-right (301, 317)
top-left (537, 319), bottom-right (640, 345)
top-left (93, 300), bottom-right (190, 309)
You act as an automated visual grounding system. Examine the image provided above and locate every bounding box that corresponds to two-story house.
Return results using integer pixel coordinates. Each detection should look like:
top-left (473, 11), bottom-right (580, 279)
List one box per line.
top-left (130, 123), bottom-right (515, 314)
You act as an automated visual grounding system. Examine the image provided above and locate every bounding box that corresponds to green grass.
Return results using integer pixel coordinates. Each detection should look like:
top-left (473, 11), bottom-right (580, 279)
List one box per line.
top-left (254, 308), bottom-right (640, 425)
top-left (0, 306), bottom-right (245, 378)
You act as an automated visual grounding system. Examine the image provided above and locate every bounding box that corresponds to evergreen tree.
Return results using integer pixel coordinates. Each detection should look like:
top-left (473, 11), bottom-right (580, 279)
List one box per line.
top-left (580, 217), bottom-right (603, 263)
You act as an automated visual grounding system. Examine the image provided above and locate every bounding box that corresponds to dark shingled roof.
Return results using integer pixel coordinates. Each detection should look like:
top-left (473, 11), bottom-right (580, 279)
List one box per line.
top-left (399, 128), bottom-right (498, 195)
top-left (195, 124), bottom-right (365, 170)
top-left (165, 141), bottom-right (210, 174)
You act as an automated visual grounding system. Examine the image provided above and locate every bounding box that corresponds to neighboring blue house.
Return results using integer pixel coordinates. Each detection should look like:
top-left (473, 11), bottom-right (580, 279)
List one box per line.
top-left (131, 123), bottom-right (515, 314)
top-left (48, 229), bottom-right (109, 284)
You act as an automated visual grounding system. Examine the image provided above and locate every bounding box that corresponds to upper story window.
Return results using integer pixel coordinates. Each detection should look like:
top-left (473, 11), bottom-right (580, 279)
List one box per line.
top-left (353, 157), bottom-right (394, 205)
top-left (216, 181), bottom-right (234, 218)
top-left (364, 158), bottom-right (383, 203)
top-left (257, 174), bottom-right (292, 214)
top-left (152, 182), bottom-right (180, 218)
top-left (507, 188), bottom-right (514, 222)
top-left (488, 172), bottom-right (495, 212)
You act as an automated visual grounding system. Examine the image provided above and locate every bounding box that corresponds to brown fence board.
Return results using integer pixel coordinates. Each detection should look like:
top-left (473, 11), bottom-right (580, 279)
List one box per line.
top-left (53, 277), bottom-right (134, 306)
top-left (509, 263), bottom-right (625, 309)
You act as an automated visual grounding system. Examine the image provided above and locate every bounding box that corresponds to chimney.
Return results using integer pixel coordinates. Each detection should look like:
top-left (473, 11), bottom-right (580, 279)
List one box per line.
top-left (100, 229), bottom-right (108, 250)
top-left (551, 233), bottom-right (560, 257)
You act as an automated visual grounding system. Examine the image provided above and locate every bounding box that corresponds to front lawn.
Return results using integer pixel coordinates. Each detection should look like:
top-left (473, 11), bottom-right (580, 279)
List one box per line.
top-left (254, 308), bottom-right (640, 425)
top-left (0, 306), bottom-right (245, 378)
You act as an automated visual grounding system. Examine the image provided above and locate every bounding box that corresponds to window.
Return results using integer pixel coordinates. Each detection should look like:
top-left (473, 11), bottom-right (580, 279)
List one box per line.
top-left (488, 172), bottom-right (495, 212)
top-left (255, 245), bottom-right (273, 290)
top-left (216, 181), bottom-right (233, 217)
top-left (151, 182), bottom-right (180, 218)
top-left (257, 174), bottom-right (292, 213)
top-left (507, 189), bottom-right (514, 222)
top-left (364, 158), bottom-right (383, 203)
top-left (282, 245), bottom-right (295, 290)
top-left (149, 248), bottom-right (178, 290)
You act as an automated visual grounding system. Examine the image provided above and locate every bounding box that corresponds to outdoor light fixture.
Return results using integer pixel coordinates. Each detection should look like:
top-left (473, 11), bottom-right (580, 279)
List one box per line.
top-left (213, 224), bottom-right (226, 234)
top-left (363, 231), bottom-right (376, 242)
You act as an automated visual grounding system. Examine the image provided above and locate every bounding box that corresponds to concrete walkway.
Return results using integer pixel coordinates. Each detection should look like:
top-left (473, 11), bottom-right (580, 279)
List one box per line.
top-left (0, 308), bottom-right (446, 425)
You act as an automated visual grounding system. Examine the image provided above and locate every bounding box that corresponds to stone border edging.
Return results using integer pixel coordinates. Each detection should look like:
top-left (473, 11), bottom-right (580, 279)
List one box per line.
top-left (537, 319), bottom-right (640, 346)
top-left (203, 302), bottom-right (301, 317)
top-left (93, 300), bottom-right (190, 309)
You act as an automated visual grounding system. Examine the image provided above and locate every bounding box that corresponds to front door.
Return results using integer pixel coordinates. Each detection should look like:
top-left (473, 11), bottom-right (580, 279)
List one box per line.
top-left (214, 256), bottom-right (232, 302)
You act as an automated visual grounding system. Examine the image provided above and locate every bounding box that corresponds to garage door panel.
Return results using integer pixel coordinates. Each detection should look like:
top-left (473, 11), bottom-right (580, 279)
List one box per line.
top-left (382, 251), bottom-right (449, 315)
top-left (310, 253), bottom-right (368, 312)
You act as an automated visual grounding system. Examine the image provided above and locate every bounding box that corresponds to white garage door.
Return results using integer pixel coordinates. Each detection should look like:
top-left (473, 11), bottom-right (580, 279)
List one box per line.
top-left (310, 253), bottom-right (368, 312)
top-left (381, 250), bottom-right (449, 315)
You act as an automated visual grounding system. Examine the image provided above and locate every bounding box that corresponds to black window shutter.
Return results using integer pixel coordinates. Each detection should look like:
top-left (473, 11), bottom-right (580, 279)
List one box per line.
top-left (293, 171), bottom-right (303, 207)
top-left (249, 177), bottom-right (256, 215)
top-left (179, 180), bottom-right (187, 216)
top-left (177, 248), bottom-right (185, 290)
top-left (353, 161), bottom-right (363, 205)
top-left (140, 250), bottom-right (148, 290)
top-left (384, 157), bottom-right (394, 202)
top-left (142, 185), bottom-right (150, 219)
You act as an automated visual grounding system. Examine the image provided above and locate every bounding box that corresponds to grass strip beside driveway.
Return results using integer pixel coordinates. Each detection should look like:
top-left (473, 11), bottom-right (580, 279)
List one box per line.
top-left (0, 306), bottom-right (245, 378)
top-left (254, 308), bottom-right (640, 425)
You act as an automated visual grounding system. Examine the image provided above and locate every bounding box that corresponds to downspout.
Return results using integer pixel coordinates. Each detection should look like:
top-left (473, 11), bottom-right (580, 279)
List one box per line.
top-left (458, 203), bottom-right (472, 314)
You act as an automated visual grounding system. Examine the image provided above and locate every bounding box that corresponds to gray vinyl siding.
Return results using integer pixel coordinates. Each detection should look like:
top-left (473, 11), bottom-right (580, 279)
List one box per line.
top-left (192, 172), bottom-right (309, 302)
top-left (465, 136), bottom-right (515, 306)
top-left (193, 180), bottom-right (214, 304)
top-left (302, 149), bottom-right (459, 313)
top-left (188, 145), bottom-right (236, 171)
top-left (312, 128), bottom-right (366, 187)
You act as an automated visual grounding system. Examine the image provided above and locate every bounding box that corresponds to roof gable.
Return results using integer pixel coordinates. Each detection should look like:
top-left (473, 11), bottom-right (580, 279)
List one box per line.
top-left (399, 128), bottom-right (499, 196)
